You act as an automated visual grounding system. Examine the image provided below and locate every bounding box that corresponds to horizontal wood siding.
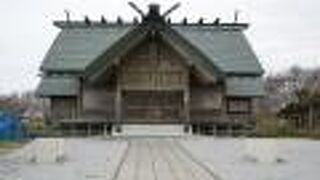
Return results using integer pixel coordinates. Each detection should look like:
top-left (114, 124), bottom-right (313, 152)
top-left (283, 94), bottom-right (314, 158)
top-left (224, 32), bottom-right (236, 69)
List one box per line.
top-left (122, 91), bottom-right (184, 123)
top-left (81, 85), bottom-right (115, 121)
top-left (190, 86), bottom-right (223, 110)
top-left (51, 97), bottom-right (77, 120)
top-left (120, 39), bottom-right (188, 90)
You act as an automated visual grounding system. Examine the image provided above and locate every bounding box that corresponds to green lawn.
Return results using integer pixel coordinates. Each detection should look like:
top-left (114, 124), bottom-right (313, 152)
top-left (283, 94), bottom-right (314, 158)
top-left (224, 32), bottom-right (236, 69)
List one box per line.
top-left (0, 141), bottom-right (24, 154)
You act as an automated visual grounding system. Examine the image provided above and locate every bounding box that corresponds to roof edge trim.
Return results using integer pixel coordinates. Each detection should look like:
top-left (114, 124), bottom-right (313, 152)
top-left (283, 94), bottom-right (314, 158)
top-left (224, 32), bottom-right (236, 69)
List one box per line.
top-left (53, 20), bottom-right (249, 30)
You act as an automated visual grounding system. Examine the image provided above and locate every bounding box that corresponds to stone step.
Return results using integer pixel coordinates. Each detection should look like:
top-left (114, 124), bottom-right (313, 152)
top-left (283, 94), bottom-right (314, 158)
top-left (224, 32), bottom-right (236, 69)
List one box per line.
top-left (114, 124), bottom-right (188, 137)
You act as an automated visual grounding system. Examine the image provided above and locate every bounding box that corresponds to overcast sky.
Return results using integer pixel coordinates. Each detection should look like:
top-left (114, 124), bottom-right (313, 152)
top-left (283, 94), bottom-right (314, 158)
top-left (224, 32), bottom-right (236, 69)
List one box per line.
top-left (0, 0), bottom-right (319, 95)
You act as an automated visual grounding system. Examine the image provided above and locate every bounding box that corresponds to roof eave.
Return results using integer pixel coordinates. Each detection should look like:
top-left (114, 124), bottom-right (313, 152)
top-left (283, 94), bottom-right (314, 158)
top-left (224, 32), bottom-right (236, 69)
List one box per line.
top-left (171, 22), bottom-right (249, 31)
top-left (53, 21), bottom-right (134, 29)
top-left (226, 94), bottom-right (265, 98)
top-left (226, 71), bottom-right (264, 77)
top-left (54, 20), bottom-right (250, 30)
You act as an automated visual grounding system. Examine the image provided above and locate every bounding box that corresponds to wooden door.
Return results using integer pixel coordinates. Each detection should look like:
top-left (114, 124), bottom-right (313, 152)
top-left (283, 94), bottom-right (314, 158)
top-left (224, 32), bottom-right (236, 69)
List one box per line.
top-left (122, 91), bottom-right (184, 124)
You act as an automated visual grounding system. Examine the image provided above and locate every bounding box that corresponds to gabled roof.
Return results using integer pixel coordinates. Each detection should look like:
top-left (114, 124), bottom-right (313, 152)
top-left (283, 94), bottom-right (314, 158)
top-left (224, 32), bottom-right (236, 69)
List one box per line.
top-left (41, 24), bottom-right (133, 72)
top-left (40, 21), bottom-right (263, 76)
top-left (36, 76), bottom-right (79, 97)
top-left (173, 26), bottom-right (264, 75)
top-left (84, 22), bottom-right (224, 82)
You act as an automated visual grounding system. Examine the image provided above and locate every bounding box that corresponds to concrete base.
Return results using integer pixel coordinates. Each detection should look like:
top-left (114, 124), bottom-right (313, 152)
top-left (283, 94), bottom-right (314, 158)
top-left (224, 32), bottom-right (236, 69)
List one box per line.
top-left (113, 124), bottom-right (187, 137)
top-left (25, 138), bottom-right (65, 163)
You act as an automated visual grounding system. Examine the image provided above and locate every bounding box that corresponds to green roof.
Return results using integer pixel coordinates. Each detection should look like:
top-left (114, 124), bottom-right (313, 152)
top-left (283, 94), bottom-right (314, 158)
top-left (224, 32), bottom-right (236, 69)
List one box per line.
top-left (41, 25), bottom-right (133, 72)
top-left (36, 77), bottom-right (79, 96)
top-left (40, 23), bottom-right (263, 75)
top-left (173, 26), bottom-right (264, 75)
top-left (226, 76), bottom-right (265, 97)
top-left (38, 21), bottom-right (264, 97)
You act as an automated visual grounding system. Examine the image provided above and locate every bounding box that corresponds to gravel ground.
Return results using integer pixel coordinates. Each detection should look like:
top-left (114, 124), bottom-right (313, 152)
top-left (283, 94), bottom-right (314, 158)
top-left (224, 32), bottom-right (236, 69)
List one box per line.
top-left (1, 137), bottom-right (320, 180)
top-left (0, 137), bottom-right (219, 180)
top-left (0, 138), bottom-right (128, 180)
top-left (180, 137), bottom-right (320, 180)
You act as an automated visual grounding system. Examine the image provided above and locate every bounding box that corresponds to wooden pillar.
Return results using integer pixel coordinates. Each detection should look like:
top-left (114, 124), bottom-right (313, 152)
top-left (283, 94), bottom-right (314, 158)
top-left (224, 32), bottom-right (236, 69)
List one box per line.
top-left (228, 124), bottom-right (233, 136)
top-left (184, 87), bottom-right (190, 132)
top-left (115, 72), bottom-right (122, 132)
top-left (308, 104), bottom-right (314, 131)
top-left (214, 124), bottom-right (217, 136)
top-left (77, 77), bottom-right (84, 120)
top-left (49, 98), bottom-right (54, 125)
top-left (116, 90), bottom-right (121, 124)
top-left (103, 124), bottom-right (108, 136)
top-left (87, 124), bottom-right (92, 136)
top-left (71, 124), bottom-right (76, 136)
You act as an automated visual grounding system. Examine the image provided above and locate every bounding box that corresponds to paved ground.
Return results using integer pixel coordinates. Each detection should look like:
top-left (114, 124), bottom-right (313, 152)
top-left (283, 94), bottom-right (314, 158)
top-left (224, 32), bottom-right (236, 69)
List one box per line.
top-left (4, 137), bottom-right (319, 180)
top-left (0, 138), bottom-right (128, 180)
top-left (0, 138), bottom-right (220, 180)
top-left (115, 138), bottom-right (219, 180)
top-left (181, 137), bottom-right (320, 180)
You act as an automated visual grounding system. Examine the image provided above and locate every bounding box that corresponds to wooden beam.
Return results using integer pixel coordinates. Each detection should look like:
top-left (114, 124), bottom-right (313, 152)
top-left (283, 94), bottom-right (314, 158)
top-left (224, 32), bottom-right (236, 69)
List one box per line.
top-left (184, 83), bottom-right (190, 126)
top-left (115, 70), bottom-right (122, 128)
top-left (77, 77), bottom-right (84, 120)
top-left (87, 124), bottom-right (92, 136)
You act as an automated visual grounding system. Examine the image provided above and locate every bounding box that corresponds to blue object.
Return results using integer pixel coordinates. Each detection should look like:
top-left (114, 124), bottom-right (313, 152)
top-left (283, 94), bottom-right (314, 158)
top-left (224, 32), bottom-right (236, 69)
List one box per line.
top-left (0, 111), bottom-right (24, 140)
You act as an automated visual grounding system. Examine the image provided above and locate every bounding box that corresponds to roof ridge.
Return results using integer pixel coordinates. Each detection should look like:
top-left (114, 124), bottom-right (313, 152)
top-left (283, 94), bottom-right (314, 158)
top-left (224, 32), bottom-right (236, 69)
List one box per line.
top-left (54, 20), bottom-right (249, 31)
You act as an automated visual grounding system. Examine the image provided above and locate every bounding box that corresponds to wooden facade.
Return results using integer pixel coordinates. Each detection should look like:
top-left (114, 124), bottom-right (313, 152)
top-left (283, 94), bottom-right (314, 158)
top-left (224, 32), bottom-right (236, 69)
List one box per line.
top-left (38, 4), bottom-right (264, 135)
top-left (48, 36), bottom-right (256, 135)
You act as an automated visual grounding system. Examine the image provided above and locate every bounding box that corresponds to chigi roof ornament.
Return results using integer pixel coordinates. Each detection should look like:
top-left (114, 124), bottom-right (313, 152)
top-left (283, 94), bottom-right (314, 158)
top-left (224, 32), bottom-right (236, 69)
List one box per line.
top-left (128, 2), bottom-right (181, 23)
top-left (53, 3), bottom-right (250, 30)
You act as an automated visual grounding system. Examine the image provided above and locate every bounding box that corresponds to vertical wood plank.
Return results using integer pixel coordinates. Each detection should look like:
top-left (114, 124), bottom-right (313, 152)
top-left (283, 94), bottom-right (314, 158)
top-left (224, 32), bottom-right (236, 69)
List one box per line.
top-left (184, 82), bottom-right (190, 125)
top-left (116, 71), bottom-right (122, 127)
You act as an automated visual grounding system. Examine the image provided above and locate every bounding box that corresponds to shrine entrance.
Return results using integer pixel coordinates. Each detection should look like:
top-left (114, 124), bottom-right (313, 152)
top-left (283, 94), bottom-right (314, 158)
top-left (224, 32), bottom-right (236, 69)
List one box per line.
top-left (122, 90), bottom-right (184, 124)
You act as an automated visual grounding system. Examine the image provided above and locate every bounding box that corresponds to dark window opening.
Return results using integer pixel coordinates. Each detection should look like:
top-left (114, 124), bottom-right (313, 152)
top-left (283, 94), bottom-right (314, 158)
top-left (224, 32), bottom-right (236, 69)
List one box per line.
top-left (227, 97), bottom-right (252, 114)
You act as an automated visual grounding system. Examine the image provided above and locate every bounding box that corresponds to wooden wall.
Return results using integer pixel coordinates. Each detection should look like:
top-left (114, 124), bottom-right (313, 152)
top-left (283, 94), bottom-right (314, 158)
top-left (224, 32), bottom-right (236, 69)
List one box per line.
top-left (190, 86), bottom-right (224, 123)
top-left (120, 39), bottom-right (188, 90)
top-left (190, 86), bottom-right (223, 110)
top-left (122, 91), bottom-right (184, 123)
top-left (51, 97), bottom-right (78, 120)
top-left (117, 38), bottom-right (189, 123)
top-left (81, 85), bottom-right (115, 121)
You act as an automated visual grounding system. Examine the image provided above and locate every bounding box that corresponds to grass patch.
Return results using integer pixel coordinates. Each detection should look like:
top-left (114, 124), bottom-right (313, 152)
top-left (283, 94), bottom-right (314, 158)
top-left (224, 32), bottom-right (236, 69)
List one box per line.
top-left (0, 141), bottom-right (25, 154)
top-left (255, 113), bottom-right (320, 139)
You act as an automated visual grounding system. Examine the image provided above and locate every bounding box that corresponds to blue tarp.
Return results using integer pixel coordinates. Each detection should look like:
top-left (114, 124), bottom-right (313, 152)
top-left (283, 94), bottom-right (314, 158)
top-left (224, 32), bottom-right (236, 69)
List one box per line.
top-left (0, 112), bottom-right (24, 140)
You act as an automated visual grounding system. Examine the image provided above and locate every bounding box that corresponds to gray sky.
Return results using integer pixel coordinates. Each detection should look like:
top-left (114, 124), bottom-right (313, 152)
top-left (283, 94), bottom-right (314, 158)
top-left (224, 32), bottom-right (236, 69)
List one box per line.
top-left (0, 0), bottom-right (320, 95)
